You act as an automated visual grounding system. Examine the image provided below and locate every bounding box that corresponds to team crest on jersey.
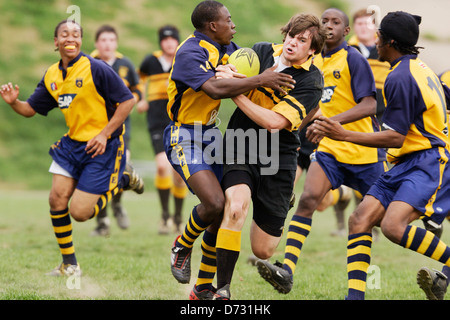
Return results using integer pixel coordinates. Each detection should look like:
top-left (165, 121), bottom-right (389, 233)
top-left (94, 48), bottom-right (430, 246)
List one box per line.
top-left (50, 82), bottom-right (58, 91)
top-left (58, 94), bottom-right (77, 109)
top-left (75, 78), bottom-right (83, 88)
top-left (321, 86), bottom-right (336, 103)
top-left (333, 70), bottom-right (341, 79)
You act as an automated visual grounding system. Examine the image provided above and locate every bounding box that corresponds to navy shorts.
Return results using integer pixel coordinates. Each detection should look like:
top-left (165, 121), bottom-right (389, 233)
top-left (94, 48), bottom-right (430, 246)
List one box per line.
top-left (49, 134), bottom-right (126, 194)
top-left (367, 147), bottom-right (450, 225)
top-left (163, 122), bottom-right (223, 193)
top-left (314, 151), bottom-right (386, 196)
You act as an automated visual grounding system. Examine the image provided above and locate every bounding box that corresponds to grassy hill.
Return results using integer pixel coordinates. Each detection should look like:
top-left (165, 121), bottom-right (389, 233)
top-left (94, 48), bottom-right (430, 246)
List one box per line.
top-left (0, 0), bottom-right (346, 189)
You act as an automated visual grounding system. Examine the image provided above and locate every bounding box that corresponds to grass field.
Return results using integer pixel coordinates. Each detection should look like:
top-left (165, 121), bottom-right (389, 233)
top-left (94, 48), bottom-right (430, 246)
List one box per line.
top-left (0, 174), bottom-right (448, 302)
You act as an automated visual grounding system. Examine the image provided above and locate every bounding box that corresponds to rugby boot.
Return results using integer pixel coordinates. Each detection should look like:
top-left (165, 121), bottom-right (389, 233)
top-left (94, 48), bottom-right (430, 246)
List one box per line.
top-left (213, 284), bottom-right (231, 300)
top-left (189, 285), bottom-right (216, 300)
top-left (124, 164), bottom-right (144, 194)
top-left (47, 263), bottom-right (82, 277)
top-left (170, 235), bottom-right (192, 283)
top-left (417, 267), bottom-right (448, 300)
top-left (256, 260), bottom-right (293, 294)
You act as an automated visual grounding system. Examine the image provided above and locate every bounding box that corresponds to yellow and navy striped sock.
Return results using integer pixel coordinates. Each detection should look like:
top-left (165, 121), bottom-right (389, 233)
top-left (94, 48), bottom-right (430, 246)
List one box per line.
top-left (50, 208), bottom-right (77, 265)
top-left (400, 225), bottom-right (450, 265)
top-left (347, 233), bottom-right (372, 300)
top-left (195, 230), bottom-right (217, 292)
top-left (91, 186), bottom-right (121, 219)
top-left (283, 215), bottom-right (312, 276)
top-left (176, 206), bottom-right (209, 249)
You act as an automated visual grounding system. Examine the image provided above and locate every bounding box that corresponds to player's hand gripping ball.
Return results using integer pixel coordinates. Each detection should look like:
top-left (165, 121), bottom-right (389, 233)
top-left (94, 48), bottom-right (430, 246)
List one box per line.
top-left (227, 48), bottom-right (260, 78)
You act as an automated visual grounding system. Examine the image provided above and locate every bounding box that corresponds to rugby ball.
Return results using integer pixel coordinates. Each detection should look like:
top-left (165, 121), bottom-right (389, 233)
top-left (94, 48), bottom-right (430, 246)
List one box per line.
top-left (227, 48), bottom-right (260, 78)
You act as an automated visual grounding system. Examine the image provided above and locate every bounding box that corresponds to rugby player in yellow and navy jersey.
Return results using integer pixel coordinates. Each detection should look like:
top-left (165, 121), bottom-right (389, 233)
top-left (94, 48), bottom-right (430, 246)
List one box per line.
top-left (137, 25), bottom-right (188, 235)
top-left (90, 24), bottom-right (143, 236)
top-left (311, 11), bottom-right (450, 300)
top-left (168, 0), bottom-right (296, 285)
top-left (255, 8), bottom-right (386, 295)
top-left (0, 19), bottom-right (144, 277)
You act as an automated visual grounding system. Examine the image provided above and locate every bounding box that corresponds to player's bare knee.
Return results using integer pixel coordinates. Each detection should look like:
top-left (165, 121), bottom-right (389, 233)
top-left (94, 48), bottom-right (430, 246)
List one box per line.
top-left (297, 191), bottom-right (319, 217)
top-left (252, 245), bottom-right (274, 260)
top-left (204, 195), bottom-right (225, 217)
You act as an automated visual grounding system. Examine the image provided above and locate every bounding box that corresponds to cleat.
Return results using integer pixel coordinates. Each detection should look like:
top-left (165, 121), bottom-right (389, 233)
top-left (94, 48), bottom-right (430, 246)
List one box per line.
top-left (417, 267), bottom-right (448, 300)
top-left (189, 285), bottom-right (216, 300)
top-left (170, 235), bottom-right (192, 283)
top-left (256, 260), bottom-right (293, 294)
top-left (159, 217), bottom-right (173, 235)
top-left (90, 209), bottom-right (110, 237)
top-left (112, 202), bottom-right (129, 230)
top-left (124, 164), bottom-right (144, 194)
top-left (213, 284), bottom-right (231, 300)
top-left (47, 263), bottom-right (82, 277)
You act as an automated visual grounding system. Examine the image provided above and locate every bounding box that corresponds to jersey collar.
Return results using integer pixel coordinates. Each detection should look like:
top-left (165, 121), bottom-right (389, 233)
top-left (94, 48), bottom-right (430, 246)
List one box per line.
top-left (390, 54), bottom-right (417, 68)
top-left (321, 41), bottom-right (348, 58)
top-left (58, 51), bottom-right (84, 70)
top-left (193, 30), bottom-right (228, 55)
top-left (272, 43), bottom-right (313, 71)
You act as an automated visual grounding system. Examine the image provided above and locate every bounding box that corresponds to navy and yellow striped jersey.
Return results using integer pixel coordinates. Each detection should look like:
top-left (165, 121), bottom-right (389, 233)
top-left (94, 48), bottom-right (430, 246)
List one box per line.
top-left (382, 55), bottom-right (449, 163)
top-left (167, 31), bottom-right (239, 125)
top-left (91, 49), bottom-right (142, 102)
top-left (313, 41), bottom-right (384, 164)
top-left (139, 50), bottom-right (171, 103)
top-left (27, 52), bottom-right (134, 142)
top-left (226, 42), bottom-right (324, 170)
top-left (440, 70), bottom-right (450, 87)
top-left (347, 35), bottom-right (390, 91)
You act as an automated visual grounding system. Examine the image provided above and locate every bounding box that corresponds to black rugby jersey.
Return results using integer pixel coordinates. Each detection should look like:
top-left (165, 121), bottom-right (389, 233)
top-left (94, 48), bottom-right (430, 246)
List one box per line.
top-left (224, 42), bottom-right (324, 170)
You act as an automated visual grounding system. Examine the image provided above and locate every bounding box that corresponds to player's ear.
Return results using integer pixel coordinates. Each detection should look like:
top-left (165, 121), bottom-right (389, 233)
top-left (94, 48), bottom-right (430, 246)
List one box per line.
top-left (54, 37), bottom-right (59, 51)
top-left (209, 21), bottom-right (217, 33)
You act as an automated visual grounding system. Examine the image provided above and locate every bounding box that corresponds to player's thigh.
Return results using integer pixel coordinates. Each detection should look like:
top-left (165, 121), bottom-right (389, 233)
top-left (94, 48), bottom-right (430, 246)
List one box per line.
top-left (69, 189), bottom-right (101, 222)
top-left (250, 220), bottom-right (282, 260)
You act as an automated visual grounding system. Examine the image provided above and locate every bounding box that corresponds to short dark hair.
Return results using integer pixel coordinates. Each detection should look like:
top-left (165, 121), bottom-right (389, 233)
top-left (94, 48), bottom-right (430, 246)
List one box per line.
top-left (378, 29), bottom-right (423, 55)
top-left (281, 13), bottom-right (327, 55)
top-left (54, 19), bottom-right (83, 38)
top-left (191, 0), bottom-right (224, 31)
top-left (95, 25), bottom-right (118, 41)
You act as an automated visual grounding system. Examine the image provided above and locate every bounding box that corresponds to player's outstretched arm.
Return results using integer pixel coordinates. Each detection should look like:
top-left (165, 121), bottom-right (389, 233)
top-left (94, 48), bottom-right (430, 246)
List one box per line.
top-left (201, 66), bottom-right (295, 100)
top-left (0, 83), bottom-right (36, 118)
top-left (309, 116), bottom-right (405, 148)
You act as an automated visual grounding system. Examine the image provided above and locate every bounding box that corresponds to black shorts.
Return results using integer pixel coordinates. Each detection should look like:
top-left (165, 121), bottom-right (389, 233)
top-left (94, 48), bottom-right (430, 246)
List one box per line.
top-left (297, 152), bottom-right (311, 170)
top-left (149, 126), bottom-right (166, 155)
top-left (222, 164), bottom-right (296, 237)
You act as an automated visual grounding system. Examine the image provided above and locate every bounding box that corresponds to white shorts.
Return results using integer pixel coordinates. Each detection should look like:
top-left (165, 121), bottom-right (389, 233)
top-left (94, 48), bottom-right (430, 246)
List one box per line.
top-left (49, 160), bottom-right (73, 178)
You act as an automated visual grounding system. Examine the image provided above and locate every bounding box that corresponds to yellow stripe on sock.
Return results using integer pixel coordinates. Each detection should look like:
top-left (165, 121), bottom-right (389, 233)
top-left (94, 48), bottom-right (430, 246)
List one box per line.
top-left (172, 184), bottom-right (188, 198)
top-left (348, 235), bottom-right (372, 247)
top-left (53, 225), bottom-right (72, 234)
top-left (417, 231), bottom-right (436, 255)
top-left (348, 245), bottom-right (371, 257)
top-left (431, 241), bottom-right (448, 261)
top-left (60, 246), bottom-right (75, 255)
top-left (290, 220), bottom-right (312, 232)
top-left (155, 174), bottom-right (173, 190)
top-left (348, 279), bottom-right (366, 292)
top-left (216, 228), bottom-right (241, 252)
top-left (347, 261), bottom-right (370, 273)
top-left (283, 259), bottom-right (297, 274)
top-left (199, 262), bottom-right (217, 274)
top-left (405, 226), bottom-right (417, 249)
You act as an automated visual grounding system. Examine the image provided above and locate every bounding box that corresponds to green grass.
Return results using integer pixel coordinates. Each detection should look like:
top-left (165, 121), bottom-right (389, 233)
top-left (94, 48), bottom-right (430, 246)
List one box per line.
top-left (0, 176), bottom-right (447, 301)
